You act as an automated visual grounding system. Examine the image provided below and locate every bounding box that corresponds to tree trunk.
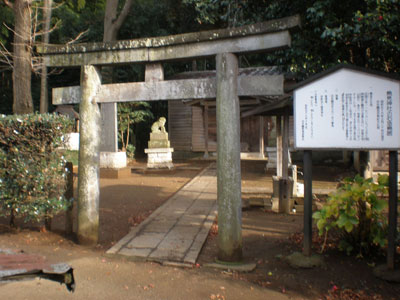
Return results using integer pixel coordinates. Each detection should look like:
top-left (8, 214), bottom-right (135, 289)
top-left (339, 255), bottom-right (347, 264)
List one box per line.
top-left (102, 0), bottom-right (120, 83)
top-left (104, 0), bottom-right (118, 43)
top-left (101, 0), bottom-right (134, 153)
top-left (102, 0), bottom-right (134, 81)
top-left (13, 0), bottom-right (33, 114)
top-left (103, 0), bottom-right (133, 43)
top-left (39, 0), bottom-right (52, 113)
top-left (126, 115), bottom-right (130, 148)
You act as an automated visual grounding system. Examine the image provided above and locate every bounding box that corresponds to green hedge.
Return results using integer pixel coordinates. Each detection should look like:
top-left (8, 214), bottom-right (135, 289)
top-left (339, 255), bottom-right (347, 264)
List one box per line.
top-left (0, 114), bottom-right (74, 225)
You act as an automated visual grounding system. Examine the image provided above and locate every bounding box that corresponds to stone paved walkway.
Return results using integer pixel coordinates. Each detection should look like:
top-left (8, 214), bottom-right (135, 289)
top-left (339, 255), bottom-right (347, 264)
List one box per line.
top-left (106, 164), bottom-right (217, 266)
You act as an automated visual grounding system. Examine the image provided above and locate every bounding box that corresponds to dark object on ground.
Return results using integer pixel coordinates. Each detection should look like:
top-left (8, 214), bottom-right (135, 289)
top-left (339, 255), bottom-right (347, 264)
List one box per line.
top-left (0, 248), bottom-right (75, 292)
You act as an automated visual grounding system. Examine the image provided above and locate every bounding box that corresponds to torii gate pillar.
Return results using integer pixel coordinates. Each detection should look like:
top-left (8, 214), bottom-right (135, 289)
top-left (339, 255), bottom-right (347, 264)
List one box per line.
top-left (216, 53), bottom-right (242, 262)
top-left (77, 65), bottom-right (101, 245)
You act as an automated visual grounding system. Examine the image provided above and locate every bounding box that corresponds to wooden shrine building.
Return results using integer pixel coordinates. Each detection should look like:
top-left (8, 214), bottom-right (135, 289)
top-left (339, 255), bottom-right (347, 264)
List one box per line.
top-left (168, 66), bottom-right (295, 157)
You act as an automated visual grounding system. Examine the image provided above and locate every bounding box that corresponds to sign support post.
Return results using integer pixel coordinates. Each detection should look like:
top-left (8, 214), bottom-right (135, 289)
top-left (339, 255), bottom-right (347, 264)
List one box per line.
top-left (303, 150), bottom-right (313, 256)
top-left (388, 150), bottom-right (398, 270)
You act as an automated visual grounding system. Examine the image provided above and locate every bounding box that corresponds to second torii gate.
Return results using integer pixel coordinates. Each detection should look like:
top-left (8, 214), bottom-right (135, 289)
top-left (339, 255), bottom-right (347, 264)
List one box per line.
top-left (37, 15), bottom-right (300, 262)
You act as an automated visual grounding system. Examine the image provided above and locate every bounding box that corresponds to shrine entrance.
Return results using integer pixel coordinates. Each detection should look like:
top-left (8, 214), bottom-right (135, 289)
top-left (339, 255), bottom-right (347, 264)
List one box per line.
top-left (38, 15), bottom-right (300, 263)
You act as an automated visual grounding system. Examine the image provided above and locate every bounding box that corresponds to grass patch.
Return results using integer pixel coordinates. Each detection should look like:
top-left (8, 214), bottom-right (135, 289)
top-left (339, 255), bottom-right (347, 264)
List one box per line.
top-left (64, 150), bottom-right (79, 166)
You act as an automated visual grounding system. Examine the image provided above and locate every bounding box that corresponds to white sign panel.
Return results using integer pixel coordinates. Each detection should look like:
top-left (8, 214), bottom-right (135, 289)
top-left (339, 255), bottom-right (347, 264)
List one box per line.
top-left (294, 68), bottom-right (400, 150)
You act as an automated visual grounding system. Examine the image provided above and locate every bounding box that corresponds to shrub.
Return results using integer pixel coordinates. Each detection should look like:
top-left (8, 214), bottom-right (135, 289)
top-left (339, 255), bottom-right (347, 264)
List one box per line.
top-left (0, 114), bottom-right (74, 226)
top-left (313, 174), bottom-right (389, 256)
top-left (126, 144), bottom-right (135, 160)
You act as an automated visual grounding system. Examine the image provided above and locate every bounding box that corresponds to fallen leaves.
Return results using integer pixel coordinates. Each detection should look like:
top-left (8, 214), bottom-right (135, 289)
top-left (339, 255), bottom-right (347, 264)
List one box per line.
top-left (141, 284), bottom-right (155, 291)
top-left (256, 280), bottom-right (271, 287)
top-left (208, 222), bottom-right (218, 238)
top-left (324, 287), bottom-right (384, 300)
top-left (210, 293), bottom-right (225, 300)
top-left (289, 230), bottom-right (339, 253)
top-left (128, 211), bottom-right (153, 227)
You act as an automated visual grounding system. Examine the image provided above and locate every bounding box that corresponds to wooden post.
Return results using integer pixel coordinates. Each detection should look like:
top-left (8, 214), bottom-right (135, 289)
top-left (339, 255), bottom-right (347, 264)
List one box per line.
top-left (303, 150), bottom-right (313, 256)
top-left (387, 150), bottom-right (398, 269)
top-left (203, 102), bottom-right (209, 158)
top-left (64, 162), bottom-right (74, 235)
top-left (259, 116), bottom-right (265, 158)
top-left (77, 65), bottom-right (101, 245)
top-left (282, 111), bottom-right (289, 180)
top-left (276, 116), bottom-right (282, 177)
top-left (216, 52), bottom-right (242, 262)
top-left (279, 110), bottom-right (291, 213)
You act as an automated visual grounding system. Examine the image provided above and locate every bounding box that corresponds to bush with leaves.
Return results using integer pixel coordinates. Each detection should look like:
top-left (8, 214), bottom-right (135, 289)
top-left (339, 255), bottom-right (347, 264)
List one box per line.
top-left (313, 174), bottom-right (389, 256)
top-left (0, 114), bottom-right (74, 226)
top-left (118, 102), bottom-right (153, 158)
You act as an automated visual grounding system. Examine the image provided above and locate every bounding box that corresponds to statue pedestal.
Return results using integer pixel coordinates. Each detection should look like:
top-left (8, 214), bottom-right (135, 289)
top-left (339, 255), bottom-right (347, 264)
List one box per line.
top-left (144, 148), bottom-right (174, 169)
top-left (146, 121), bottom-right (174, 169)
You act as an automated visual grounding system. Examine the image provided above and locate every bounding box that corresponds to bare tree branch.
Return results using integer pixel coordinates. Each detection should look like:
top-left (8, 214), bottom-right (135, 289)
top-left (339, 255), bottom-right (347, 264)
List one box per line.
top-left (3, 22), bottom-right (24, 42)
top-left (2, 0), bottom-right (14, 9)
top-left (47, 67), bottom-right (63, 75)
top-left (66, 29), bottom-right (89, 45)
top-left (0, 40), bottom-right (13, 68)
top-left (32, 2), bottom-right (39, 43)
top-left (33, 20), bottom-right (60, 39)
top-left (0, 66), bottom-right (13, 72)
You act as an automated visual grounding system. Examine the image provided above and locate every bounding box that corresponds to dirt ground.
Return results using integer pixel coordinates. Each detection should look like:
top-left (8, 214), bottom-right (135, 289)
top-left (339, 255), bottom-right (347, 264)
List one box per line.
top-left (1, 159), bottom-right (400, 300)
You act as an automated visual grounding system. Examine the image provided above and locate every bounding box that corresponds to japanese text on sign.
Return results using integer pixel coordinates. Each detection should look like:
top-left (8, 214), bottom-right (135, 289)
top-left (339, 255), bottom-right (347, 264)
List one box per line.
top-left (294, 69), bottom-right (400, 150)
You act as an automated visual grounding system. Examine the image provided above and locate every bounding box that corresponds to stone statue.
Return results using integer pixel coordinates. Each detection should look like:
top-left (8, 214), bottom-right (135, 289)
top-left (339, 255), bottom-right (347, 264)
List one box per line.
top-left (146, 116), bottom-right (174, 169)
top-left (151, 117), bottom-right (167, 133)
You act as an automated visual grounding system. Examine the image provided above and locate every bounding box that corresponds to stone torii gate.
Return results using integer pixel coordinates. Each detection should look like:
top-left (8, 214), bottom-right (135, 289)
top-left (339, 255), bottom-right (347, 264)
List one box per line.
top-left (37, 15), bottom-right (300, 262)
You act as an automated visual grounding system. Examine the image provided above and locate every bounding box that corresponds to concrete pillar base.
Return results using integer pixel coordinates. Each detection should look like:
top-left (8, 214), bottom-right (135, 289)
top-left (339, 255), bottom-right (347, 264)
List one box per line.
top-left (286, 252), bottom-right (324, 269)
top-left (100, 167), bottom-right (132, 179)
top-left (100, 152), bottom-right (127, 169)
top-left (272, 176), bottom-right (294, 213)
top-left (204, 261), bottom-right (256, 272)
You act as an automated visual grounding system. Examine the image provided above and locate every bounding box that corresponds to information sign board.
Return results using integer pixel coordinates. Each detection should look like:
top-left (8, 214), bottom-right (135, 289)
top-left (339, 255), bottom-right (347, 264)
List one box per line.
top-left (294, 67), bottom-right (400, 150)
